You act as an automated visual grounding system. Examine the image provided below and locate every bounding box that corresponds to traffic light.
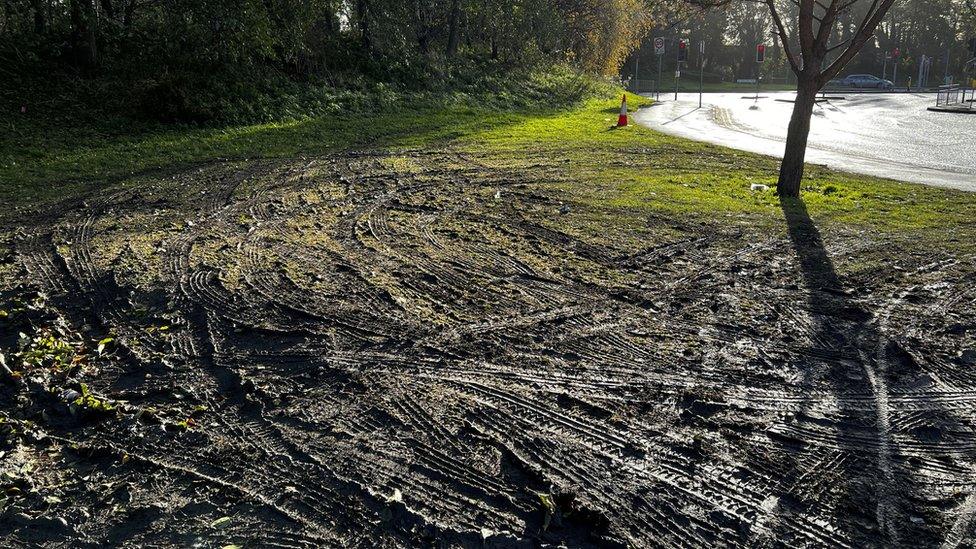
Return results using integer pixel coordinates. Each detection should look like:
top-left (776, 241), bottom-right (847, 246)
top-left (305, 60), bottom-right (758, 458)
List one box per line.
top-left (677, 39), bottom-right (688, 63)
top-left (756, 44), bottom-right (766, 63)
top-left (892, 47), bottom-right (901, 59)
top-left (969, 37), bottom-right (976, 55)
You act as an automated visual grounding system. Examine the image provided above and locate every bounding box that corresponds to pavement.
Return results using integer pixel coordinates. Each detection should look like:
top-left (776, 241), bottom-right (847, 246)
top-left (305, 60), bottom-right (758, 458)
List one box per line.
top-left (633, 91), bottom-right (976, 192)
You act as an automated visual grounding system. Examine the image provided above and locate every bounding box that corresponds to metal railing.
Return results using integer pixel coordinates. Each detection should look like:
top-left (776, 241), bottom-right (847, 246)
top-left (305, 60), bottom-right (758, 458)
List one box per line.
top-left (931, 58), bottom-right (975, 110)
top-left (629, 79), bottom-right (658, 93)
top-left (935, 84), bottom-right (974, 111)
top-left (936, 84), bottom-right (961, 106)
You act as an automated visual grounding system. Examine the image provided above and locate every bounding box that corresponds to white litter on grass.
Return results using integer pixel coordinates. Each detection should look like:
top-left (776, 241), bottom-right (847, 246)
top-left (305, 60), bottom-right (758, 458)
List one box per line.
top-left (750, 183), bottom-right (769, 192)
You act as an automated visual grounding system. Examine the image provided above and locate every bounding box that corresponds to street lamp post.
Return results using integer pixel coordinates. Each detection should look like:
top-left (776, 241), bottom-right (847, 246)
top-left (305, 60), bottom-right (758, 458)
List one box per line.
top-left (699, 41), bottom-right (704, 108)
top-left (892, 47), bottom-right (900, 88)
top-left (657, 52), bottom-right (663, 100)
top-left (675, 39), bottom-right (687, 101)
top-left (946, 14), bottom-right (957, 86)
top-left (635, 49), bottom-right (640, 93)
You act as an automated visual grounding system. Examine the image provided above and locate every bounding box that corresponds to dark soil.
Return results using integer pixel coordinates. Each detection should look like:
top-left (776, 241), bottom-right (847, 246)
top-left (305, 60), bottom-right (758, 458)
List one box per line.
top-left (1, 149), bottom-right (974, 548)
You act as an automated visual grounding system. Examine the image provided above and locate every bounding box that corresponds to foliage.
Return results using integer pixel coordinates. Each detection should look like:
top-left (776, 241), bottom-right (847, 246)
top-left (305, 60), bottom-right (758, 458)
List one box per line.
top-left (631, 0), bottom-right (975, 87)
top-left (0, 0), bottom-right (653, 123)
top-left (0, 64), bottom-right (610, 211)
top-left (4, 82), bottom-right (976, 241)
top-left (16, 330), bottom-right (77, 372)
top-left (70, 383), bottom-right (116, 415)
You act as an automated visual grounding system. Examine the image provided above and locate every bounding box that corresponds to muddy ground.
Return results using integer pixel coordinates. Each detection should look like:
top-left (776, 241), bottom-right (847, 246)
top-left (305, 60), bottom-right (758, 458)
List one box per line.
top-left (1, 148), bottom-right (975, 548)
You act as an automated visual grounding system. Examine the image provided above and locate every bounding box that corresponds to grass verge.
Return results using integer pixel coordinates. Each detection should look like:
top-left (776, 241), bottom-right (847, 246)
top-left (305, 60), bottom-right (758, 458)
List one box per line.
top-left (464, 94), bottom-right (976, 235)
top-left (3, 87), bottom-right (974, 250)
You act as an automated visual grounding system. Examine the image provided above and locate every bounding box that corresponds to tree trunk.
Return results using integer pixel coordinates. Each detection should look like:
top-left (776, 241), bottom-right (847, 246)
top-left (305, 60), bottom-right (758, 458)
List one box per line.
top-left (30, 0), bottom-right (46, 33)
top-left (356, 0), bottom-right (371, 52)
top-left (100, 0), bottom-right (114, 20)
top-left (446, 0), bottom-right (461, 57)
top-left (418, 32), bottom-right (429, 55)
top-left (70, 0), bottom-right (98, 69)
top-left (124, 0), bottom-right (135, 29)
top-left (776, 77), bottom-right (819, 197)
top-left (84, 0), bottom-right (97, 68)
top-left (325, 2), bottom-right (340, 35)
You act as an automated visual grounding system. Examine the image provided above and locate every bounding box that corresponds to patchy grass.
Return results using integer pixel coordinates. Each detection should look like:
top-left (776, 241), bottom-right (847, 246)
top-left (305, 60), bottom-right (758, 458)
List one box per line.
top-left (0, 104), bottom-right (528, 211)
top-left (465, 93), bottom-right (976, 239)
top-left (4, 87), bottom-right (975, 249)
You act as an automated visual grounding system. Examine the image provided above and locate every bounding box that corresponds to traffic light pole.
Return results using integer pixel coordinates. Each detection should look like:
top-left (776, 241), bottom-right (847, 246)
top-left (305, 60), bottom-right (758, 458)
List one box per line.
top-left (755, 66), bottom-right (761, 102)
top-left (657, 55), bottom-right (663, 101)
top-left (754, 44), bottom-right (765, 102)
top-left (699, 43), bottom-right (704, 109)
top-left (675, 40), bottom-right (680, 101)
top-left (634, 53), bottom-right (640, 93)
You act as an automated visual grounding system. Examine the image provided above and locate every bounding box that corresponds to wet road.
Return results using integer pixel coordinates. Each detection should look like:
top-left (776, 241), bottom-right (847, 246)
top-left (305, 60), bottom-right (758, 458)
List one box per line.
top-left (634, 92), bottom-right (976, 191)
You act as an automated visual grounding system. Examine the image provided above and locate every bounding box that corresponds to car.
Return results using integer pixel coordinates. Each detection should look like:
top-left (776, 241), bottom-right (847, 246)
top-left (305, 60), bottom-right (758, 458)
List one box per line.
top-left (841, 74), bottom-right (894, 89)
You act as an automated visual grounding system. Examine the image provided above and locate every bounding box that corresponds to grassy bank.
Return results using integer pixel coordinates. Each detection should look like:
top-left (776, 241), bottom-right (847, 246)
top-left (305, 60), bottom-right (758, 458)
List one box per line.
top-left (0, 103), bottom-right (529, 208)
top-left (3, 86), bottom-right (975, 246)
top-left (0, 66), bottom-right (606, 209)
top-left (464, 95), bottom-right (976, 233)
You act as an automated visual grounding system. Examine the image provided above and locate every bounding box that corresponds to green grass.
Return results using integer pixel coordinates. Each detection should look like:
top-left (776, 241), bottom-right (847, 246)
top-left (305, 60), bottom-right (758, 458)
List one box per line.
top-left (463, 93), bottom-right (976, 234)
top-left (0, 103), bottom-right (526, 209)
top-left (3, 87), bottom-right (974, 246)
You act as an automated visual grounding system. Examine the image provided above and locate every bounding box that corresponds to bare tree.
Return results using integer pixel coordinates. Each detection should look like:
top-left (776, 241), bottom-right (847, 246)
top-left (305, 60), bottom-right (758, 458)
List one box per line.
top-left (689, 0), bottom-right (896, 197)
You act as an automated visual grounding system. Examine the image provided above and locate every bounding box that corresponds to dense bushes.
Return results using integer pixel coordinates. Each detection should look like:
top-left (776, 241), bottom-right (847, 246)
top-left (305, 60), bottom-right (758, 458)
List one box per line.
top-left (1, 0), bottom-right (648, 124)
top-left (4, 57), bottom-right (612, 129)
top-left (133, 62), bottom-right (613, 124)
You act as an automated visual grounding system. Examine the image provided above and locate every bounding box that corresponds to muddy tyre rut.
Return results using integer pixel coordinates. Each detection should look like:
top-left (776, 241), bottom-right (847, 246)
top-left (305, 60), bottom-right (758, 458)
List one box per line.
top-left (1, 149), bottom-right (975, 548)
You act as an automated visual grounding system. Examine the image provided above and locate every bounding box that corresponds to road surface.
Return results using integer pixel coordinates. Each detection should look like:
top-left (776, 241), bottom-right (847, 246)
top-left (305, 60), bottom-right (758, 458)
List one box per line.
top-left (634, 92), bottom-right (976, 192)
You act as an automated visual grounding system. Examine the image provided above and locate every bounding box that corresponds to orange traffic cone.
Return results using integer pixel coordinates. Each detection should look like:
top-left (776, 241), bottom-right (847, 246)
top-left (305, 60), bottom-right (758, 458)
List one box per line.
top-left (617, 94), bottom-right (628, 127)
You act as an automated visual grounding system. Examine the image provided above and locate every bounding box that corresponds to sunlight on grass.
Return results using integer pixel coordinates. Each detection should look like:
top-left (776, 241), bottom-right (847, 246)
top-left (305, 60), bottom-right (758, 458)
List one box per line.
top-left (3, 89), bottom-right (974, 241)
top-left (464, 93), bottom-right (975, 234)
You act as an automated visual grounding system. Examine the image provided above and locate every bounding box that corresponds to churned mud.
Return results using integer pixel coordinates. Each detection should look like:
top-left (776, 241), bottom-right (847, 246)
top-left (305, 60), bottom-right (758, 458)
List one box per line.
top-left (1, 149), bottom-right (975, 547)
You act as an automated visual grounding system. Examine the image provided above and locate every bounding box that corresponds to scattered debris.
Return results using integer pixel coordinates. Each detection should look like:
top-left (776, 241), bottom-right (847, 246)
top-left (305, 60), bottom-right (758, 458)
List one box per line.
top-left (210, 516), bottom-right (233, 529)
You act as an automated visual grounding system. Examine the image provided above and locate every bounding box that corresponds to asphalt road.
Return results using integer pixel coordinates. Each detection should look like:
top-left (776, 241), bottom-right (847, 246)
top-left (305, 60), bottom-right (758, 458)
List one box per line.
top-left (634, 91), bottom-right (976, 192)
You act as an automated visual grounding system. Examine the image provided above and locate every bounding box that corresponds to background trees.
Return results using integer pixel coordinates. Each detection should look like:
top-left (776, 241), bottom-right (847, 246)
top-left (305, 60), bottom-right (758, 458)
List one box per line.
top-left (1, 0), bottom-right (652, 121)
top-left (668, 0), bottom-right (898, 196)
top-left (625, 0), bottom-right (972, 196)
top-left (629, 0), bottom-right (976, 89)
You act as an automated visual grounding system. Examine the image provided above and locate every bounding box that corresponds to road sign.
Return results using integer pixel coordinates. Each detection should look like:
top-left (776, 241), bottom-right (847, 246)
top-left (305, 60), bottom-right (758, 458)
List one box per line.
top-left (677, 39), bottom-right (688, 62)
top-left (654, 37), bottom-right (665, 56)
top-left (756, 44), bottom-right (766, 63)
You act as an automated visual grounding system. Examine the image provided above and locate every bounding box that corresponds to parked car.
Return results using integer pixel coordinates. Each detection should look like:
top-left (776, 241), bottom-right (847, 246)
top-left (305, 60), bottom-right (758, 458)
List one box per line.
top-left (841, 74), bottom-right (894, 89)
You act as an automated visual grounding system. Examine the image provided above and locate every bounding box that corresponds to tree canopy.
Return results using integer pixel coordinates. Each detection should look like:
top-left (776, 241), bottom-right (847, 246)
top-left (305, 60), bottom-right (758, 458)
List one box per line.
top-left (1, 0), bottom-right (652, 84)
top-left (629, 0), bottom-right (975, 88)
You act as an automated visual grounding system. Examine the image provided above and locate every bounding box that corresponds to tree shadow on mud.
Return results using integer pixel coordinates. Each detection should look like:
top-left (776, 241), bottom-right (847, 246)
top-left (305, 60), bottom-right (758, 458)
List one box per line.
top-left (774, 196), bottom-right (926, 546)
